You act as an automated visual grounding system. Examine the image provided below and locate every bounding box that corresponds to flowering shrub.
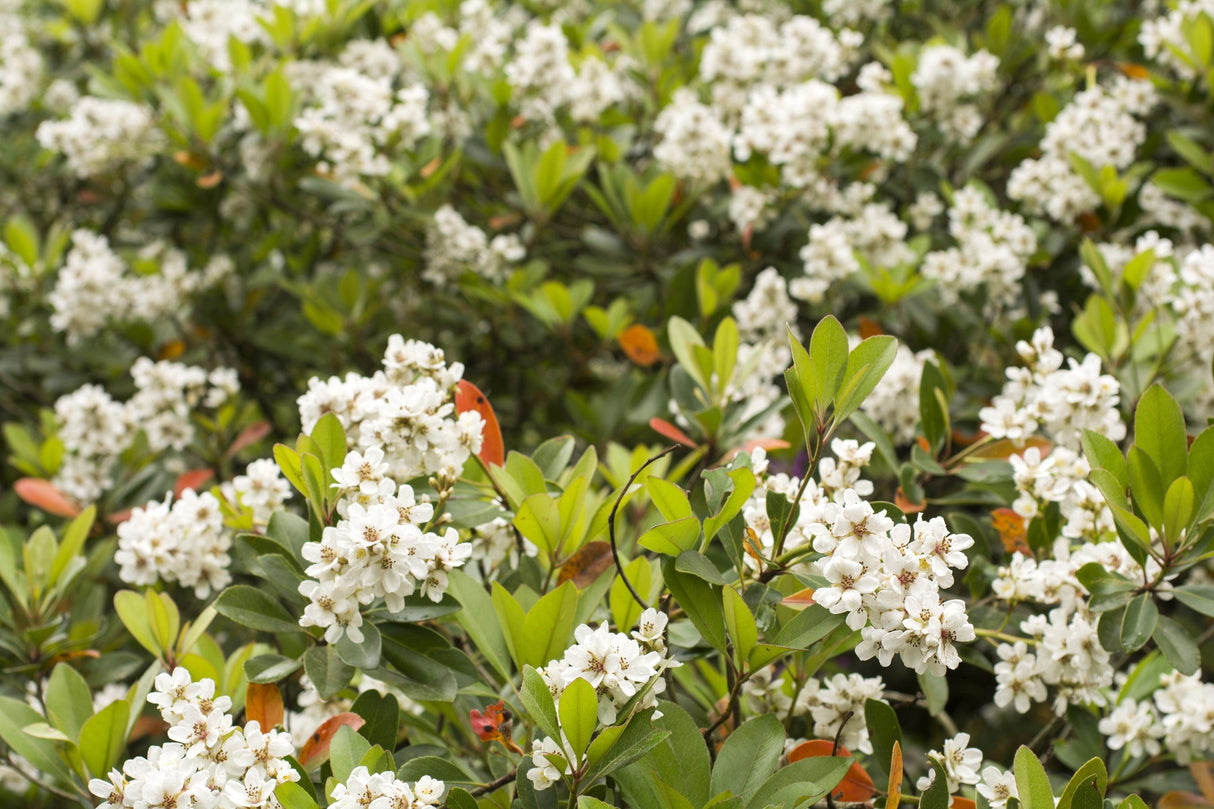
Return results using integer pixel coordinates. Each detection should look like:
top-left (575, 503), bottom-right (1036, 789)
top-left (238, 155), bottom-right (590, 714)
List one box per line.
top-left (4, 0), bottom-right (1214, 808)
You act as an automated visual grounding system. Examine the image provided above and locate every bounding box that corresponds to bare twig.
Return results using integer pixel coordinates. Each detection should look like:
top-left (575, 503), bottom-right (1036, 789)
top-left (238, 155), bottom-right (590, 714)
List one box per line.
top-left (608, 445), bottom-right (679, 611)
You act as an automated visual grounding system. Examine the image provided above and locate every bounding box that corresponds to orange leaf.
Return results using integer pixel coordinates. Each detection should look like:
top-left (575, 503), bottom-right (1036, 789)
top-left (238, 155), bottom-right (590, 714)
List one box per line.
top-left (454, 380), bottom-right (505, 467)
top-left (196, 170), bottom-right (223, 189)
top-left (787, 739), bottom-right (877, 801)
top-left (14, 478), bottom-right (82, 518)
top-left (858, 316), bottom-right (884, 339)
top-left (245, 682), bottom-right (284, 730)
top-left (1192, 762), bottom-right (1214, 804)
top-left (888, 740), bottom-right (903, 809)
top-left (1077, 212), bottom-right (1102, 233)
top-left (991, 508), bottom-right (1031, 556)
top-left (105, 509), bottom-right (133, 525)
top-left (1117, 62), bottom-right (1151, 80)
top-left (419, 156), bottom-right (442, 179)
top-left (618, 324), bottom-right (662, 367)
top-left (488, 213), bottom-right (523, 230)
top-left (967, 435), bottom-right (1052, 461)
top-left (894, 487), bottom-right (926, 515)
top-left (558, 541), bottom-right (615, 588)
top-left (175, 469), bottom-right (215, 498)
top-left (741, 438), bottom-right (791, 454)
top-left (227, 421), bottom-right (273, 458)
top-left (781, 588), bottom-right (816, 609)
top-left (1159, 793), bottom-right (1212, 809)
top-left (951, 799), bottom-right (977, 809)
top-left (649, 417), bottom-right (697, 448)
top-left (130, 716), bottom-right (170, 742)
top-left (299, 712), bottom-right (365, 769)
top-left (158, 339), bottom-right (186, 360)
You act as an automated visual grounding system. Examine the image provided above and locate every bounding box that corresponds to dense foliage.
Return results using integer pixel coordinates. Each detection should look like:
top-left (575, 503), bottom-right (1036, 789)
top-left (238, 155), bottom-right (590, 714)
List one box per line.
top-left (3, 0), bottom-right (1214, 807)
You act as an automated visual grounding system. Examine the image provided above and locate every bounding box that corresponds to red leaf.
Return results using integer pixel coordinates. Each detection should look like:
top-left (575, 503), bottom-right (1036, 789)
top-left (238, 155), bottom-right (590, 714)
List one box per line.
top-left (454, 380), bottom-right (505, 467)
top-left (649, 418), bottom-right (697, 448)
top-left (991, 508), bottom-right (1031, 556)
top-left (14, 479), bottom-right (82, 518)
top-left (226, 421), bottom-right (272, 458)
top-left (787, 739), bottom-right (877, 801)
top-left (299, 712), bottom-right (365, 769)
top-left (105, 509), bottom-right (134, 525)
top-left (781, 588), bottom-right (816, 609)
top-left (175, 469), bottom-right (215, 498)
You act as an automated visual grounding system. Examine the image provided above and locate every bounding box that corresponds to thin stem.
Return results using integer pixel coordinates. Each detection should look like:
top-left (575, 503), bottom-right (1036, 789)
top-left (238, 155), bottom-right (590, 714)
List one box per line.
top-left (468, 769), bottom-right (517, 797)
top-left (608, 445), bottom-right (679, 612)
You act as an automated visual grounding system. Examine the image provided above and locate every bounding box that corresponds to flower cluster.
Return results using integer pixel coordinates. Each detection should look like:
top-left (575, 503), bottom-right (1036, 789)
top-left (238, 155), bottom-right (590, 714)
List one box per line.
top-left (297, 336), bottom-right (483, 484)
top-left (89, 668), bottom-right (299, 809)
top-left (911, 45), bottom-right (999, 141)
top-left (743, 670), bottom-right (887, 755)
top-left (1100, 672), bottom-right (1214, 763)
top-left (979, 327), bottom-right (1126, 449)
top-left (423, 205), bottom-right (526, 287)
top-left (915, 732), bottom-right (983, 794)
top-left (528, 610), bottom-right (679, 791)
top-left (116, 489), bottom-right (233, 599)
top-left (48, 230), bottom-right (230, 344)
top-left (329, 767), bottom-right (444, 809)
top-left (52, 358), bottom-right (239, 503)
top-left (298, 447), bottom-right (471, 643)
top-left (37, 97), bottom-right (165, 177)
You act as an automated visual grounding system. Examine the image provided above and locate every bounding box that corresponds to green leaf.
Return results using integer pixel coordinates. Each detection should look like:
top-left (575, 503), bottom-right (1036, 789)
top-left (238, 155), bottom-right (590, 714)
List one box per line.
top-left (515, 493), bottom-right (562, 560)
top-left (329, 724), bottom-right (371, 783)
top-left (50, 505), bottom-right (95, 588)
top-left (663, 561), bottom-right (726, 653)
top-left (214, 585), bottom-right (300, 634)
top-left (775, 605), bottom-right (845, 649)
top-left (722, 586), bottom-right (758, 665)
top-left (303, 644), bottom-right (354, 700)
top-left (835, 336), bottom-right (899, 422)
top-left (920, 758), bottom-right (950, 809)
top-left (918, 670), bottom-right (948, 717)
top-left (1174, 584), bottom-right (1214, 617)
top-left (245, 654), bottom-right (303, 683)
top-left (613, 702), bottom-right (710, 807)
top-left (807, 316), bottom-right (850, 413)
top-left (522, 581), bottom-right (580, 669)
top-left (748, 755), bottom-right (855, 809)
top-left (647, 477), bottom-right (692, 521)
top-left (522, 665), bottom-right (562, 742)
top-left (1013, 745), bottom-right (1054, 809)
top-left (1057, 756), bottom-right (1107, 809)
top-left (709, 714), bottom-right (784, 803)
top-left (447, 569), bottom-right (512, 680)
top-left (79, 699), bottom-right (131, 778)
top-left (335, 622), bottom-right (381, 669)
top-left (275, 781), bottom-right (321, 809)
top-left (1121, 593), bottom-right (1159, 652)
top-left (583, 712), bottom-right (670, 783)
top-left (559, 678), bottom-right (599, 758)
top-left (1163, 476), bottom-right (1195, 544)
top-left (1153, 615), bottom-right (1200, 675)
top-left (46, 663), bottom-right (94, 741)
top-left (638, 517), bottom-right (701, 556)
top-left (147, 589), bottom-right (181, 655)
top-left (114, 590), bottom-right (162, 657)
top-left (1126, 446), bottom-right (1165, 531)
top-left (0, 697), bottom-right (73, 782)
top-left (611, 557), bottom-right (653, 635)
top-left (864, 698), bottom-right (903, 779)
top-left (704, 468), bottom-right (756, 543)
top-left (1135, 384), bottom-right (1188, 487)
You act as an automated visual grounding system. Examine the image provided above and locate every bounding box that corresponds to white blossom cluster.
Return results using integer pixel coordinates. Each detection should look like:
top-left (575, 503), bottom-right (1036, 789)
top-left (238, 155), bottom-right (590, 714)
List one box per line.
top-left (1008, 78), bottom-right (1155, 222)
top-left (291, 61), bottom-right (430, 185)
top-left (529, 610), bottom-right (679, 790)
top-left (89, 668), bottom-right (299, 809)
top-left (52, 359), bottom-right (239, 504)
top-left (653, 90), bottom-right (734, 187)
top-left (328, 767), bottom-right (444, 809)
top-left (742, 669), bottom-right (887, 755)
top-left (911, 45), bottom-right (1000, 142)
top-left (297, 336), bottom-right (484, 484)
top-left (466, 517), bottom-right (537, 580)
top-left (115, 489), bottom-right (233, 599)
top-left (298, 446), bottom-right (472, 643)
top-left (1009, 446), bottom-right (1114, 541)
top-left (1045, 26), bottom-right (1085, 61)
top-left (792, 203), bottom-right (917, 304)
top-left (221, 459), bottom-right (294, 526)
top-left (0, 18), bottom-right (42, 116)
top-left (36, 97), bottom-right (165, 177)
top-left (988, 533), bottom-right (1170, 715)
top-left (1140, 0), bottom-right (1214, 80)
top-left (920, 186), bottom-right (1037, 312)
top-left (979, 326), bottom-right (1126, 449)
top-left (422, 205), bottom-right (525, 286)
top-left (1100, 672), bottom-right (1214, 763)
top-left (49, 230), bottom-right (230, 344)
top-left (915, 732), bottom-right (984, 794)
